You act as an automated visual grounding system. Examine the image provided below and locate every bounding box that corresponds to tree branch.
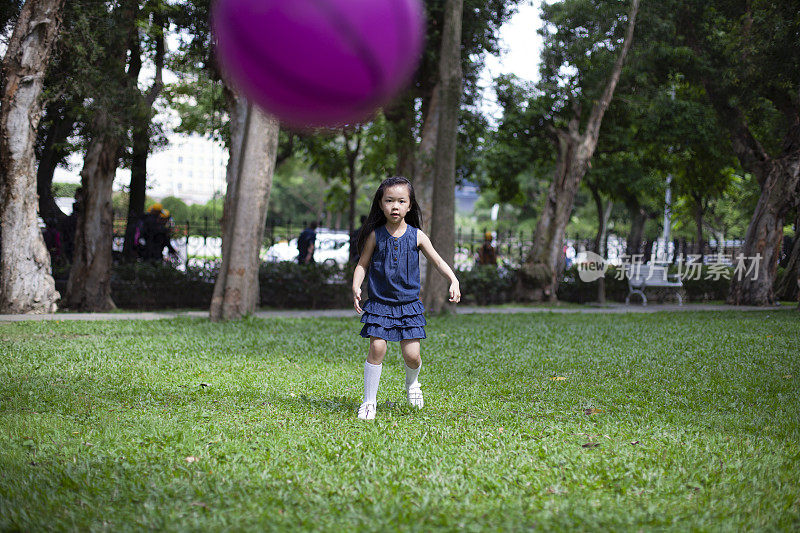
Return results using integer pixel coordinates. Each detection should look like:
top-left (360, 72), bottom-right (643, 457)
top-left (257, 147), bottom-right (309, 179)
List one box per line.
top-left (682, 15), bottom-right (771, 186)
top-left (583, 0), bottom-right (640, 144)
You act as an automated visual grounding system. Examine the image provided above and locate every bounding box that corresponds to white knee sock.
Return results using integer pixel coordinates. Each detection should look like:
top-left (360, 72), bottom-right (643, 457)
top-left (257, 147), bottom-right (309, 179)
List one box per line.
top-left (363, 361), bottom-right (382, 404)
top-left (404, 362), bottom-right (421, 391)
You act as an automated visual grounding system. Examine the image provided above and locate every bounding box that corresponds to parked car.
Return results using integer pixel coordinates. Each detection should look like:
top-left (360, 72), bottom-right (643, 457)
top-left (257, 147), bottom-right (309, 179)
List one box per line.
top-left (262, 239), bottom-right (299, 262)
top-left (263, 230), bottom-right (351, 266)
top-left (314, 232), bottom-right (350, 266)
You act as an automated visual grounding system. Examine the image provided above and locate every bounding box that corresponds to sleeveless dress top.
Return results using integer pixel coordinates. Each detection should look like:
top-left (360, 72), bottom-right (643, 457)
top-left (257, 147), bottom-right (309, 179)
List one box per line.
top-left (360, 225), bottom-right (426, 341)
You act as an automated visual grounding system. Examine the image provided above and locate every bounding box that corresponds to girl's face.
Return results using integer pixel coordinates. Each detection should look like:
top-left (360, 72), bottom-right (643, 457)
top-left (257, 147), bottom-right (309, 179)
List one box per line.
top-left (381, 184), bottom-right (412, 224)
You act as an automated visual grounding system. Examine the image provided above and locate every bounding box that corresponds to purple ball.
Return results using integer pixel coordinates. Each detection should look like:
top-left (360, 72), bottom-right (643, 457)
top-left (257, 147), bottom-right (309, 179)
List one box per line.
top-left (212, 0), bottom-right (424, 128)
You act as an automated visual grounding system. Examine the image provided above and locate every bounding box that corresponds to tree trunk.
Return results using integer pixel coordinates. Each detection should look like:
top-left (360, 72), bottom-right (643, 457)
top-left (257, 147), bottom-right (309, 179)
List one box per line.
top-left (414, 89), bottom-right (440, 289)
top-left (590, 185), bottom-right (612, 304)
top-left (63, 130), bottom-right (119, 311)
top-left (36, 98), bottom-right (75, 224)
top-left (518, 131), bottom-right (585, 301)
top-left (0, 0), bottom-right (65, 314)
top-left (63, 0), bottom-right (137, 311)
top-left (694, 199), bottom-right (705, 263)
top-left (343, 126), bottom-right (362, 236)
top-left (626, 204), bottom-right (647, 257)
top-left (415, 86), bottom-right (440, 234)
top-left (348, 165), bottom-right (356, 234)
top-left (775, 210), bottom-right (799, 302)
top-left (122, 121), bottom-right (149, 258)
top-left (728, 153), bottom-right (800, 305)
top-left (210, 98), bottom-right (279, 321)
top-left (385, 92), bottom-right (417, 179)
top-left (589, 182), bottom-right (612, 255)
top-left (123, 2), bottom-right (164, 259)
top-left (516, 0), bottom-right (639, 302)
top-left (422, 0), bottom-right (462, 314)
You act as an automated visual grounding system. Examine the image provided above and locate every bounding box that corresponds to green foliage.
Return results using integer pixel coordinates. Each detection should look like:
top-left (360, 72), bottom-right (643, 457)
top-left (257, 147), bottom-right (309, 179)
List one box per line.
top-left (671, 0), bottom-right (800, 159)
top-left (1, 312), bottom-right (798, 530)
top-left (269, 159), bottom-right (339, 226)
top-left (557, 264), bottom-right (760, 304)
top-left (109, 262), bottom-right (216, 309)
top-left (56, 261), bottom-right (352, 310)
top-left (419, 0), bottom-right (523, 101)
top-left (456, 265), bottom-right (516, 305)
top-left (51, 182), bottom-right (80, 198)
top-left (259, 262), bottom-right (351, 309)
top-left (160, 196), bottom-right (190, 222)
top-left (164, 75), bottom-right (229, 145)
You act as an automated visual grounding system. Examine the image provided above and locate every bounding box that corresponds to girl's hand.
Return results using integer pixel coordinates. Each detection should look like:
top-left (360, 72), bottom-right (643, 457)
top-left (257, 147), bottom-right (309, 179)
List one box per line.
top-left (449, 281), bottom-right (461, 303)
top-left (353, 287), bottom-right (363, 314)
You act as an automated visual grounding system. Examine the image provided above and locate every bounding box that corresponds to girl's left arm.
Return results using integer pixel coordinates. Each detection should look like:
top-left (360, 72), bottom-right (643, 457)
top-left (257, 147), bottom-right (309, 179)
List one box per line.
top-left (417, 230), bottom-right (461, 303)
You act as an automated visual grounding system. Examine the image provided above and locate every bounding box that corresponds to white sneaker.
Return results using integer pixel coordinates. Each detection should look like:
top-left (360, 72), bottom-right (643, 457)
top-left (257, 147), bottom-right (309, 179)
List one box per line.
top-left (357, 401), bottom-right (376, 420)
top-left (407, 384), bottom-right (424, 409)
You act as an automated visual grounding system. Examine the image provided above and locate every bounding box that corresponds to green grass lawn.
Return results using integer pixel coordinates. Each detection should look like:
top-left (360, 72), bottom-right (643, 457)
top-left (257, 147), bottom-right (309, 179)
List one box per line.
top-left (1, 310), bottom-right (798, 531)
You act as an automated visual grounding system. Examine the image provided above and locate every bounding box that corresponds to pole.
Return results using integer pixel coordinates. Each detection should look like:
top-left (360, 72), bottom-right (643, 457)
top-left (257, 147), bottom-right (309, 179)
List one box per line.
top-left (661, 174), bottom-right (672, 262)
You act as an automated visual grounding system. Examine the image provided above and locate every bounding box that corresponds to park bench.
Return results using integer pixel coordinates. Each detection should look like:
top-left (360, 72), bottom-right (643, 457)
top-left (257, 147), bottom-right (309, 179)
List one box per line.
top-left (624, 264), bottom-right (683, 305)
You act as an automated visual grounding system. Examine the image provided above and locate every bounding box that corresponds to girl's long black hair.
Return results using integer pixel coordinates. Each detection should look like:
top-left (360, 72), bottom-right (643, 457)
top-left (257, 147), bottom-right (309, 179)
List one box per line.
top-left (356, 176), bottom-right (423, 254)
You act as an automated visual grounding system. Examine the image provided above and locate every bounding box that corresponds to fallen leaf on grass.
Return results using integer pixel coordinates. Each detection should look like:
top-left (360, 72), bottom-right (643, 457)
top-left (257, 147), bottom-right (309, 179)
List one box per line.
top-left (190, 502), bottom-right (208, 508)
top-left (551, 377), bottom-right (566, 381)
top-left (584, 408), bottom-right (603, 415)
top-left (185, 456), bottom-right (200, 464)
top-left (784, 375), bottom-right (793, 379)
top-left (582, 442), bottom-right (600, 448)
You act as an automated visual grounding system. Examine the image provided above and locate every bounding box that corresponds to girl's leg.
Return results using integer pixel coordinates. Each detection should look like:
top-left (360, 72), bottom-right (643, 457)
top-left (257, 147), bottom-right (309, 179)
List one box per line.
top-left (367, 337), bottom-right (387, 365)
top-left (400, 339), bottom-right (423, 408)
top-left (359, 337), bottom-right (387, 420)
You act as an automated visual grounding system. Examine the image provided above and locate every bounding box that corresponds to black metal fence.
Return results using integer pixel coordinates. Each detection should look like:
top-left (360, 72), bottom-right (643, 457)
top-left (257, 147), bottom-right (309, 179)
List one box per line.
top-left (112, 217), bottom-right (746, 269)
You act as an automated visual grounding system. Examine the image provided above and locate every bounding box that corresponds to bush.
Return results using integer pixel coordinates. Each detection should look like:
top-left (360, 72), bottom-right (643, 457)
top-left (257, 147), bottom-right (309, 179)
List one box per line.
top-left (557, 266), bottom-right (629, 303)
top-left (456, 265), bottom-right (516, 305)
top-left (54, 261), bottom-right (351, 310)
top-left (54, 259), bottom-right (785, 310)
top-left (110, 262), bottom-right (216, 309)
top-left (259, 262), bottom-right (351, 309)
top-left (557, 264), bottom-right (736, 304)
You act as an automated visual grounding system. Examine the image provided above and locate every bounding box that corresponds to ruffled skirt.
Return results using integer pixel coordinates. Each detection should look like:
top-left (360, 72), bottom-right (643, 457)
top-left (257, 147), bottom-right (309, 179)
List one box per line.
top-left (360, 299), bottom-right (427, 341)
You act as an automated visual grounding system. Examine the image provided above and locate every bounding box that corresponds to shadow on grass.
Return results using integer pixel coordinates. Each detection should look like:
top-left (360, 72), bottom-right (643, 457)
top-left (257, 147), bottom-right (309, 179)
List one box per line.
top-left (266, 392), bottom-right (428, 418)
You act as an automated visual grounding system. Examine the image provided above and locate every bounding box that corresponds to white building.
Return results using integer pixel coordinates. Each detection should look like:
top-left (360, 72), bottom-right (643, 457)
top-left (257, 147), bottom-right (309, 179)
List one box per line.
top-left (145, 134), bottom-right (228, 204)
top-left (53, 133), bottom-right (228, 205)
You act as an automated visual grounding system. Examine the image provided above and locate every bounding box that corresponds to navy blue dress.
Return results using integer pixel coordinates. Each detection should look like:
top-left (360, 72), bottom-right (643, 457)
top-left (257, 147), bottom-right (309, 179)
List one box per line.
top-left (360, 225), bottom-right (426, 341)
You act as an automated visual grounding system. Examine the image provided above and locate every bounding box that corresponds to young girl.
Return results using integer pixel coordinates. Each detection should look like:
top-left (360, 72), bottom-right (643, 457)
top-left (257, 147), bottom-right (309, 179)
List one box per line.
top-left (352, 176), bottom-right (461, 420)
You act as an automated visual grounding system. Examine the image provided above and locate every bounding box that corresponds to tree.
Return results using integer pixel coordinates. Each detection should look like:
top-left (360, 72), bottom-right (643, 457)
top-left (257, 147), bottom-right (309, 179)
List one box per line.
top-left (63, 0), bottom-right (139, 311)
top-left (422, 0), bottom-right (463, 314)
top-left (516, 0), bottom-right (640, 302)
top-left (122, 0), bottom-right (167, 259)
top-left (673, 0), bottom-right (800, 306)
top-left (775, 208), bottom-right (799, 303)
top-left (300, 116), bottom-right (395, 233)
top-left (639, 82), bottom-right (738, 262)
top-left (0, 0), bottom-right (65, 314)
top-left (35, 95), bottom-right (78, 225)
top-left (209, 97), bottom-right (279, 321)
top-left (385, 0), bottom-right (521, 230)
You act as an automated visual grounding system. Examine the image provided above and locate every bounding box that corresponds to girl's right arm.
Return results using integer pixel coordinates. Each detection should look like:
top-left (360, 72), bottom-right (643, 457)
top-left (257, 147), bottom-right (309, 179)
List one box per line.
top-left (352, 231), bottom-right (376, 314)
